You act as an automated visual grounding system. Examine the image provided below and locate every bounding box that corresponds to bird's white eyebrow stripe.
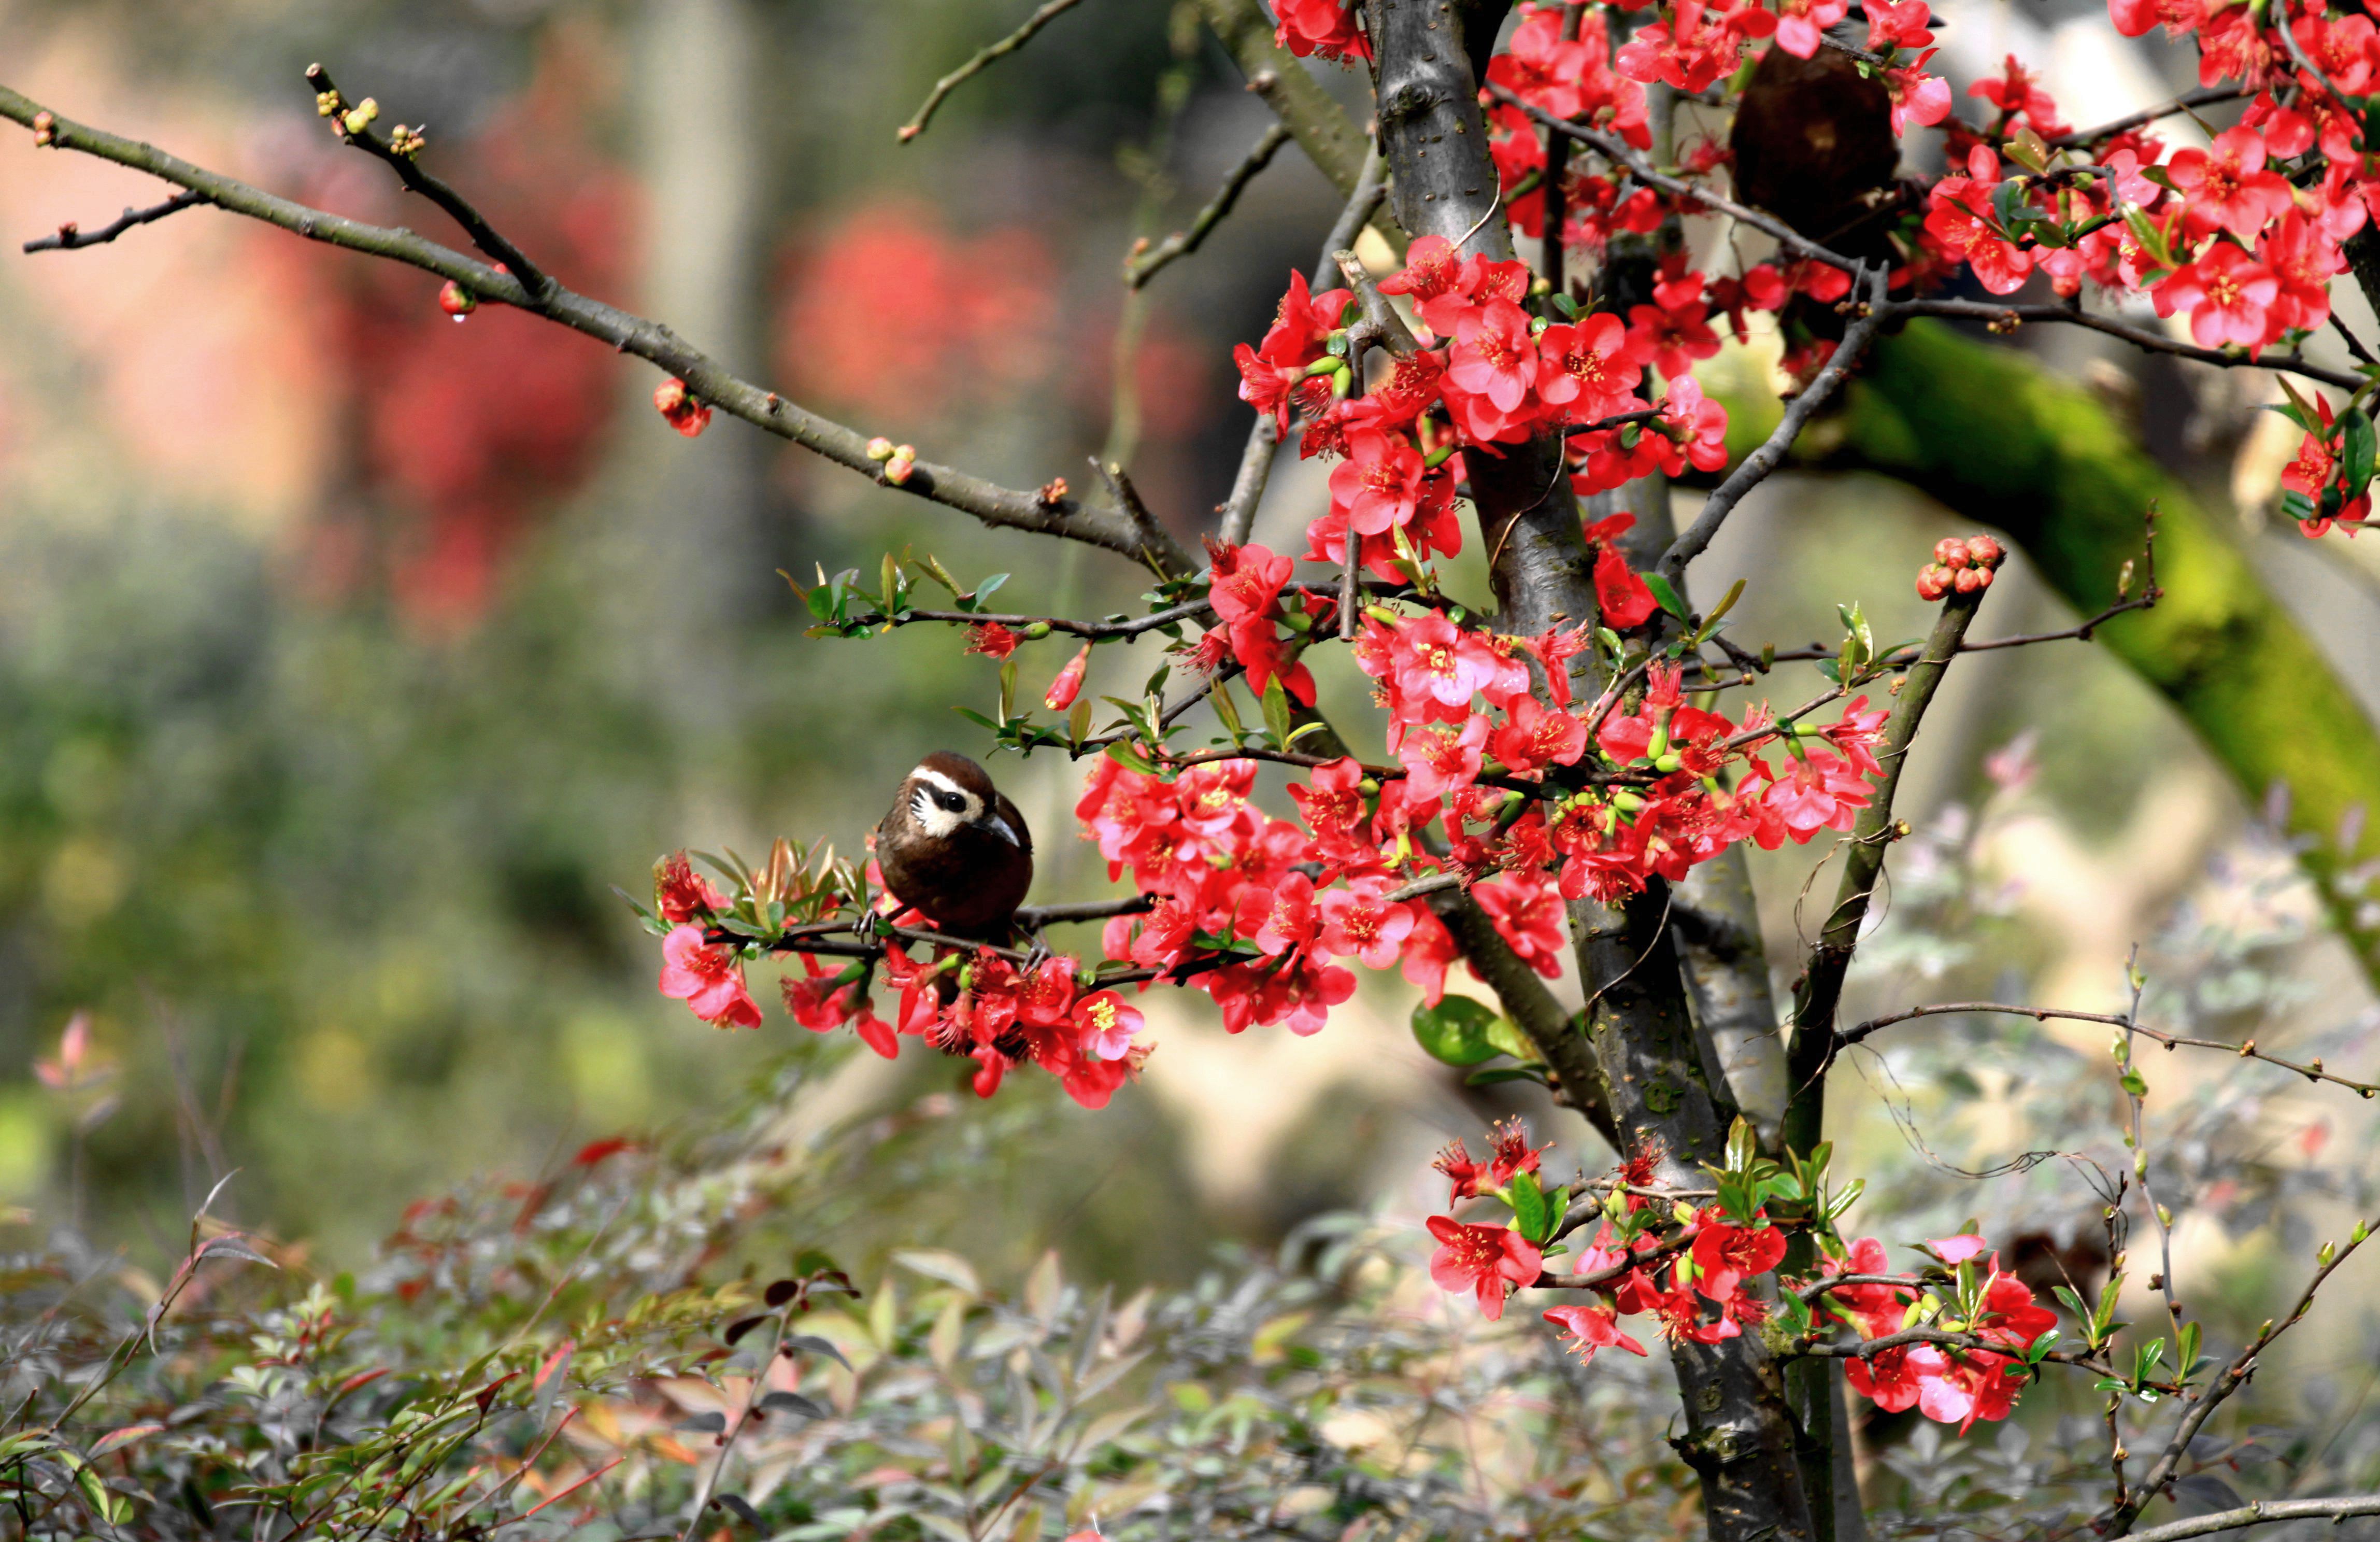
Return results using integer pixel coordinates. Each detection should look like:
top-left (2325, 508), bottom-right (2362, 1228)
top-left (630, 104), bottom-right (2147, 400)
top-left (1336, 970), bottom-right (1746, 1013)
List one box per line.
top-left (913, 768), bottom-right (965, 798)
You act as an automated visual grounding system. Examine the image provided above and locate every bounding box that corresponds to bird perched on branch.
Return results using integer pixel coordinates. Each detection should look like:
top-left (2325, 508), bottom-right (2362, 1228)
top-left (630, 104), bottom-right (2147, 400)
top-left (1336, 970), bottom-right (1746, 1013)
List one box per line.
top-left (873, 752), bottom-right (1034, 940)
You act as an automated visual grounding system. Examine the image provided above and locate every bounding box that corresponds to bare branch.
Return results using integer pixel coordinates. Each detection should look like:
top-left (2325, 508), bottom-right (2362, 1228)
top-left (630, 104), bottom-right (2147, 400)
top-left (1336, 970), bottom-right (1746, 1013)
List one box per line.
top-left (2118, 1496), bottom-right (2380, 1542)
top-left (1662, 266), bottom-right (1889, 584)
top-left (1888, 299), bottom-right (2365, 393)
top-left (23, 189), bottom-right (207, 253)
top-left (1837, 1001), bottom-right (2377, 1096)
top-left (0, 81), bottom-right (1173, 568)
top-left (2047, 86), bottom-right (2250, 149)
top-left (1196, 0), bottom-right (1374, 196)
top-left (898, 0), bottom-right (1094, 144)
top-left (1780, 581), bottom-right (1990, 1155)
top-left (1126, 123), bottom-right (1293, 289)
top-left (1216, 415), bottom-right (1280, 548)
top-left (1091, 458), bottom-right (1190, 578)
top-left (846, 598), bottom-right (1214, 641)
top-left (1564, 407), bottom-right (1664, 438)
top-left (1334, 248), bottom-right (1419, 352)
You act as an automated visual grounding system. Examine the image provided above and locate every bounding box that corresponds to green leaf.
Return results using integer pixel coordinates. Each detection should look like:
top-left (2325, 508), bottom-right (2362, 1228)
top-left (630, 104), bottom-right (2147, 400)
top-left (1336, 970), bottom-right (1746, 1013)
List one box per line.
top-left (1724, 1115), bottom-right (1758, 1175)
top-left (2122, 206), bottom-right (2175, 267)
top-left (1640, 571), bottom-right (1691, 621)
top-left (1465, 1064), bottom-right (1551, 1087)
top-left (1260, 675), bottom-right (1295, 749)
top-left (2345, 407), bottom-right (2376, 492)
top-left (1411, 997), bottom-right (1505, 1067)
top-left (1508, 1171), bottom-right (1550, 1242)
top-left (1104, 740), bottom-right (1157, 775)
top-left (1481, 1015), bottom-right (1537, 1062)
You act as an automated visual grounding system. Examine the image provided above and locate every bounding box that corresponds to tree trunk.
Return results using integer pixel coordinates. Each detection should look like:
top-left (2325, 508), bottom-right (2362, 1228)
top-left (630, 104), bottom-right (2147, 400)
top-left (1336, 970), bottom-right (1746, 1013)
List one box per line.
top-left (1364, 5), bottom-right (1816, 1537)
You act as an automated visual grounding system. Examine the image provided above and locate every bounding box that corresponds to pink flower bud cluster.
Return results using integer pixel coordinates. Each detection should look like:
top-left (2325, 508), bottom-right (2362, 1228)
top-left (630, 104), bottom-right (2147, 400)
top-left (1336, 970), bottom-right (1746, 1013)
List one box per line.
top-left (1916, 534), bottom-right (2007, 600)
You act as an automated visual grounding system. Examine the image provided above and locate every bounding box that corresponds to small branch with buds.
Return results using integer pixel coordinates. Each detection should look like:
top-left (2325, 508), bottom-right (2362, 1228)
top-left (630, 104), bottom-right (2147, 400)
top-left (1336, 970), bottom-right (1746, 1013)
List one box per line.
top-left (304, 63), bottom-right (553, 304)
top-left (898, 0), bottom-right (1093, 144)
top-left (1126, 123), bottom-right (1293, 289)
top-left (1835, 1000), bottom-right (2376, 1098)
top-left (23, 189), bottom-right (208, 253)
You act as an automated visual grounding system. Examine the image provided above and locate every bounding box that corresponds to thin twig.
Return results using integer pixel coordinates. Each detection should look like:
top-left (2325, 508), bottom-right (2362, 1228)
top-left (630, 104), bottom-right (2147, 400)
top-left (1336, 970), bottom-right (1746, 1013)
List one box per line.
top-left (1215, 144), bottom-right (1388, 548)
top-left (899, 0), bottom-right (1095, 143)
top-left (1126, 123), bottom-right (1293, 288)
top-left (842, 598), bottom-right (1215, 640)
top-left (1563, 407), bottom-right (1664, 438)
top-left (1662, 265), bottom-right (1888, 583)
top-left (1886, 298), bottom-right (2364, 393)
top-left (1216, 414), bottom-right (1280, 548)
top-left (1780, 575), bottom-right (1989, 1155)
top-left (2046, 86), bottom-right (2250, 149)
top-left (2117, 1495), bottom-right (2380, 1542)
top-left (1334, 248), bottom-right (1419, 353)
top-left (22, 189), bottom-right (207, 252)
top-left (1836, 1003), bottom-right (2379, 1096)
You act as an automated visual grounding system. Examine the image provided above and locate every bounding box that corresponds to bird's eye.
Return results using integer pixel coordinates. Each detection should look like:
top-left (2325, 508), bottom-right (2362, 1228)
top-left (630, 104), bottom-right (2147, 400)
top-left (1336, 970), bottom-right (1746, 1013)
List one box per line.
top-left (939, 791), bottom-right (966, 812)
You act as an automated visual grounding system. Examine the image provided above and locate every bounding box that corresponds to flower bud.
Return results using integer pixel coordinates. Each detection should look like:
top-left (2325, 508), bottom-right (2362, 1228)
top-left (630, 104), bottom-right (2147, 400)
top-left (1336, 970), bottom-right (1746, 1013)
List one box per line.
top-left (1044, 644), bottom-right (1091, 710)
top-left (865, 436), bottom-right (896, 462)
top-left (882, 451), bottom-right (916, 486)
top-left (314, 91), bottom-right (341, 118)
top-left (1934, 536), bottom-right (1970, 569)
top-left (437, 280), bottom-right (476, 319)
top-left (653, 377), bottom-right (712, 437)
top-left (32, 110), bottom-right (56, 146)
top-left (1964, 534), bottom-right (2005, 569)
top-left (1021, 621), bottom-right (1052, 640)
top-left (341, 98), bottom-right (380, 135)
top-left (1954, 567), bottom-right (1985, 593)
top-left (1915, 565), bottom-right (1951, 601)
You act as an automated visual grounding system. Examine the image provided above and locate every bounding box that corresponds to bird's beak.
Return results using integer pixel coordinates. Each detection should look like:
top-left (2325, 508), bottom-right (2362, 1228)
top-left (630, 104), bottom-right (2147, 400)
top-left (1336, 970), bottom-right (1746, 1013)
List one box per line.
top-left (980, 813), bottom-right (1021, 847)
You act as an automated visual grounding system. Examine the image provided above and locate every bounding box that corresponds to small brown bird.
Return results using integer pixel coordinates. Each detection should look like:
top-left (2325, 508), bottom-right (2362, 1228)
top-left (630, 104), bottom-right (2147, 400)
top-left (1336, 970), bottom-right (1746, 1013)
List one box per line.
top-left (873, 752), bottom-right (1034, 939)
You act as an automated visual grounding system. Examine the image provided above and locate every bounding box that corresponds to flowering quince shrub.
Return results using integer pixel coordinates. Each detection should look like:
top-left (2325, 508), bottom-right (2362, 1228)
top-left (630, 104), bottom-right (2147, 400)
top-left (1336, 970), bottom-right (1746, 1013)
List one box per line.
top-left (1422, 1113), bottom-right (2063, 1434)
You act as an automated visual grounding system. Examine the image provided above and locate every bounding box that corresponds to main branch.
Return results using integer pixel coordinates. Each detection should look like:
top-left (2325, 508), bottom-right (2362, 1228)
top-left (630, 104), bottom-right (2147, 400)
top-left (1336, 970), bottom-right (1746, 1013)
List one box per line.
top-left (0, 82), bottom-right (1192, 575)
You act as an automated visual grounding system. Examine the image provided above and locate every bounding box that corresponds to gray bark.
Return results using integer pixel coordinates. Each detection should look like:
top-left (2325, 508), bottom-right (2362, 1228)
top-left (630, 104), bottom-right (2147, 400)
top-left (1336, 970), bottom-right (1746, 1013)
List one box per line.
top-left (1363, 6), bottom-right (1816, 1538)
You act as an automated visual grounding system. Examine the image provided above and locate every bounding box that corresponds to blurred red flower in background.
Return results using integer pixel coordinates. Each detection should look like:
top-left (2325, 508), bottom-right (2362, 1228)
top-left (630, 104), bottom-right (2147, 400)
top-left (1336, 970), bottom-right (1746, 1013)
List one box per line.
top-left (775, 201), bottom-right (1057, 420)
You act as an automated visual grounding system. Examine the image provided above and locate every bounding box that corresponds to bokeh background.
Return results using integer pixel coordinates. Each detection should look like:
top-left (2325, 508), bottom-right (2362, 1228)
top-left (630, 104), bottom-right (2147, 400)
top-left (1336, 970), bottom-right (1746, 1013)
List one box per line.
top-left (2, 0), bottom-right (2377, 1444)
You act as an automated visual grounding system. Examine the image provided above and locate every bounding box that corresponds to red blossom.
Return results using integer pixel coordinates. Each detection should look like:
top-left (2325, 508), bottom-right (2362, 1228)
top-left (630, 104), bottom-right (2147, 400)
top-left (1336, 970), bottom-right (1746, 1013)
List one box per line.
top-left (1543, 1303), bottom-right (1649, 1363)
top-left (1426, 1215), bottom-right (1544, 1319)
top-left (658, 924), bottom-right (761, 1029)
